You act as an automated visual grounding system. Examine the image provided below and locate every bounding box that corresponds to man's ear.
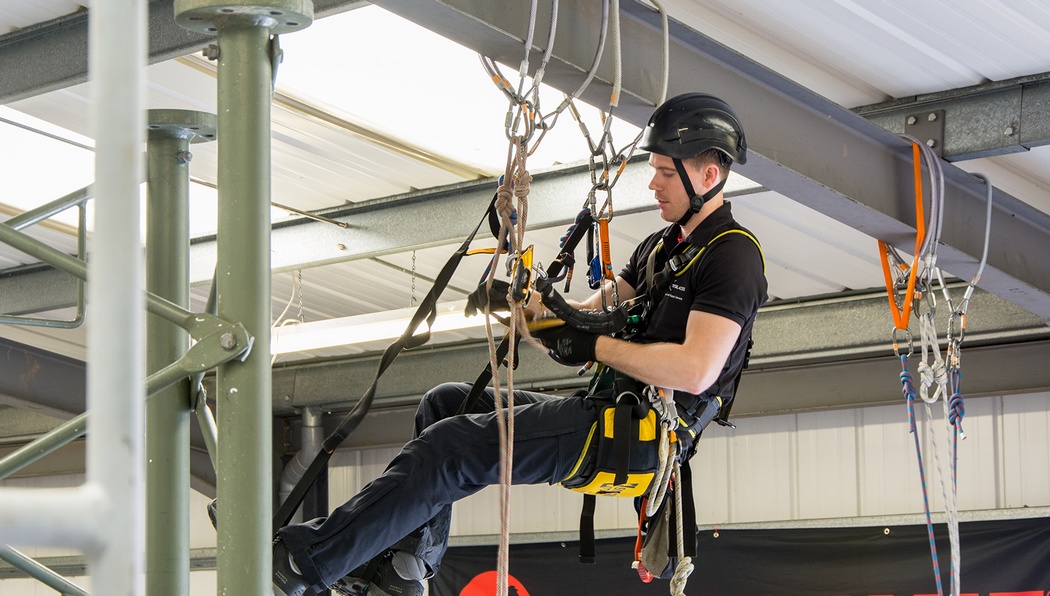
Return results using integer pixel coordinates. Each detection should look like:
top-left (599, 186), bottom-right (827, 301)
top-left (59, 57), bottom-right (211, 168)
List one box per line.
top-left (702, 162), bottom-right (722, 190)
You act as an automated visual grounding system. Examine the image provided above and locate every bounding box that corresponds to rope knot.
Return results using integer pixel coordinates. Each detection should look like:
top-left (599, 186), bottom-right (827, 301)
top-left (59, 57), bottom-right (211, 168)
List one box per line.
top-left (899, 368), bottom-right (915, 397)
top-left (948, 392), bottom-right (965, 428)
top-left (513, 172), bottom-right (532, 200)
top-left (916, 357), bottom-right (948, 403)
top-left (669, 556), bottom-right (694, 596)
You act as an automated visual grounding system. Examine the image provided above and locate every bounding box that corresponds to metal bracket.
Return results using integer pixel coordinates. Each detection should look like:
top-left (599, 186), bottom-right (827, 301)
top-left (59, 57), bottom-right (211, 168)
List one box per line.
top-left (147, 320), bottom-right (253, 396)
top-left (904, 109), bottom-right (945, 158)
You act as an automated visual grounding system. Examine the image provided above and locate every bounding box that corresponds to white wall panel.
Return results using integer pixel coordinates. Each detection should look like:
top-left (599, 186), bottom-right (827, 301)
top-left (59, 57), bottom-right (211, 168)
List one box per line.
top-left (725, 413), bottom-right (796, 522)
top-left (189, 489), bottom-right (217, 549)
top-left (857, 403), bottom-right (918, 516)
top-left (1001, 391), bottom-right (1050, 508)
top-left (796, 408), bottom-right (860, 519)
top-left (953, 394), bottom-right (1001, 510)
top-left (692, 425), bottom-right (731, 525)
top-left (323, 391), bottom-right (1050, 539)
top-left (1, 393), bottom-right (1046, 595)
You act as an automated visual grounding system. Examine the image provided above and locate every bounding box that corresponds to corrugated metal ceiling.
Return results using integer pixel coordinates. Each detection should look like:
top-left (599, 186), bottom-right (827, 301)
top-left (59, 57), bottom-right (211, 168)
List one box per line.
top-left (1, 1), bottom-right (1048, 363)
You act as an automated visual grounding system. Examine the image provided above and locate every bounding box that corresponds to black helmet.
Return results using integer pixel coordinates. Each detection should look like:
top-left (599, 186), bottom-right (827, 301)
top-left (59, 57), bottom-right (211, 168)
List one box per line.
top-left (639, 93), bottom-right (747, 165)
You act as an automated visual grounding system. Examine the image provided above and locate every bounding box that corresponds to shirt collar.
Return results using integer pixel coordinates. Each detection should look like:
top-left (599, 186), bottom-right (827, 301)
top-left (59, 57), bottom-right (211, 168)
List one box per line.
top-left (680, 201), bottom-right (734, 247)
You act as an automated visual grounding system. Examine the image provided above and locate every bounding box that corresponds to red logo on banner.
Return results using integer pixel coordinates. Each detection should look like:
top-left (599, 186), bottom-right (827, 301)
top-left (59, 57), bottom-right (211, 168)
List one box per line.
top-left (459, 571), bottom-right (531, 596)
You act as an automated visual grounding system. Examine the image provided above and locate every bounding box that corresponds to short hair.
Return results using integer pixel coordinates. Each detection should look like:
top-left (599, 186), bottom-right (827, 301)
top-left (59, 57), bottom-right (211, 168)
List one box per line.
top-left (683, 148), bottom-right (729, 180)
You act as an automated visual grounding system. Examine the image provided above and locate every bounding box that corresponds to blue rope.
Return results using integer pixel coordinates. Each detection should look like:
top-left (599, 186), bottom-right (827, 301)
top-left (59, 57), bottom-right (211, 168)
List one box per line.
top-left (948, 369), bottom-right (965, 431)
top-left (947, 368), bottom-right (965, 596)
top-left (901, 354), bottom-right (945, 596)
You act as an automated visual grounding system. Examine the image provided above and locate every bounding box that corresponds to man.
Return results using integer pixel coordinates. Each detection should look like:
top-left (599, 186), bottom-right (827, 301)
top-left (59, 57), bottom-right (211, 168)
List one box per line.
top-left (273, 93), bottom-right (767, 596)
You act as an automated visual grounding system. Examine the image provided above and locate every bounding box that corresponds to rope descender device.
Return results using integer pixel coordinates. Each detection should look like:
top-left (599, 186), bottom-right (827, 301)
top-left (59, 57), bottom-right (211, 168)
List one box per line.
top-left (509, 244), bottom-right (534, 305)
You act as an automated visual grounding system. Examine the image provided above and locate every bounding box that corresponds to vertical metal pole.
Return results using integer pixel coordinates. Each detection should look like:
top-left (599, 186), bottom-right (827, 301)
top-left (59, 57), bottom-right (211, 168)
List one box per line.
top-left (173, 3), bottom-right (311, 593)
top-left (215, 27), bottom-right (276, 594)
top-left (144, 110), bottom-right (216, 596)
top-left (88, 0), bottom-right (146, 592)
top-left (146, 124), bottom-right (191, 596)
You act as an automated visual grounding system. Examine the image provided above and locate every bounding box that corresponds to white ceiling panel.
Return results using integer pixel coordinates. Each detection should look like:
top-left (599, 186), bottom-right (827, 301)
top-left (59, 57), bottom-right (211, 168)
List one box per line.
top-left (1, 0), bottom-right (1048, 362)
top-left (0, 1), bottom-right (83, 36)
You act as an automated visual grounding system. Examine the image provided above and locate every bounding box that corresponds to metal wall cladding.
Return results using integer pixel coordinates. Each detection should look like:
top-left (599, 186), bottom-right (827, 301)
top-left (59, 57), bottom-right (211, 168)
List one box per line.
top-left (326, 391), bottom-right (1050, 536)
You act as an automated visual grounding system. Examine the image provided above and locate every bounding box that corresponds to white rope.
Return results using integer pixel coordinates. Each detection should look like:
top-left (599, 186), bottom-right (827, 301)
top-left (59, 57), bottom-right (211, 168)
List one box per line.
top-left (482, 136), bottom-right (533, 596)
top-left (916, 311), bottom-right (948, 405)
top-left (899, 136), bottom-right (969, 596)
top-left (921, 397), bottom-right (961, 596)
top-left (645, 387), bottom-right (678, 518)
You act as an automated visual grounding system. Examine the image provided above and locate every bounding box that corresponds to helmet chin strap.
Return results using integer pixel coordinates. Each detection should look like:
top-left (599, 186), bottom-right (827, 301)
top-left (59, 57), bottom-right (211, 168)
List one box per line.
top-left (672, 157), bottom-right (728, 228)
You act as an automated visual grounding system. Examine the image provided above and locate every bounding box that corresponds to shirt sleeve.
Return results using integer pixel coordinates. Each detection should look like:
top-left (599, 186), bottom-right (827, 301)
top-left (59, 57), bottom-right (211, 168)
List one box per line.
top-left (690, 235), bottom-right (767, 327)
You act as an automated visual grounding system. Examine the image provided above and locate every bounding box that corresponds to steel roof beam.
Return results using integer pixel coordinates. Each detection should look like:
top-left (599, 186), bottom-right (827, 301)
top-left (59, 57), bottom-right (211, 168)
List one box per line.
top-left (258, 288), bottom-right (1050, 441)
top-left (371, 0), bottom-right (1050, 321)
top-left (187, 155), bottom-right (713, 283)
top-left (856, 72), bottom-right (1050, 161)
top-left (4, 0), bottom-right (1050, 319)
top-left (0, 0), bottom-right (367, 104)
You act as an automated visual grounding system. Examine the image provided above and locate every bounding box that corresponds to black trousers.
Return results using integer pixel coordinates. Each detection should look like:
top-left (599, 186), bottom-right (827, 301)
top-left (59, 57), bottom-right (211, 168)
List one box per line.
top-left (278, 381), bottom-right (599, 590)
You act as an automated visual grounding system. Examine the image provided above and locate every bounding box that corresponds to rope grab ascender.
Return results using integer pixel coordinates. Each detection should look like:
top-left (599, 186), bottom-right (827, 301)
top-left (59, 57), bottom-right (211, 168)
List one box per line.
top-left (878, 137), bottom-right (993, 596)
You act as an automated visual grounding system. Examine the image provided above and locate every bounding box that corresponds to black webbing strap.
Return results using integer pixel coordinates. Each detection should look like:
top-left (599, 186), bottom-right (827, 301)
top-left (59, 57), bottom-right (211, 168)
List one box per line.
top-left (579, 494), bottom-right (597, 564)
top-left (274, 194), bottom-right (497, 530)
top-left (613, 398), bottom-right (634, 486)
top-left (455, 334), bottom-right (515, 416)
top-left (666, 460), bottom-right (696, 558)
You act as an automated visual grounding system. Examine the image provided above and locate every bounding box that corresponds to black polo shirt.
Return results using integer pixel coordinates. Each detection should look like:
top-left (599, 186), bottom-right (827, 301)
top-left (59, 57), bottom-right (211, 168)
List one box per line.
top-left (619, 202), bottom-right (768, 404)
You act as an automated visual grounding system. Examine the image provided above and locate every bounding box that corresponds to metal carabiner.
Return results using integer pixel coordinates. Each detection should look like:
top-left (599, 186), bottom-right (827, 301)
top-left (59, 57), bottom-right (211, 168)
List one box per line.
top-left (892, 327), bottom-right (913, 358)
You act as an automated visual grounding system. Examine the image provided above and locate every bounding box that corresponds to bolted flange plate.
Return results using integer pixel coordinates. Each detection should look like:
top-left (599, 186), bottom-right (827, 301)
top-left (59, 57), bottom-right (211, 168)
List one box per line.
top-left (174, 0), bottom-right (313, 35)
top-left (147, 109), bottom-right (218, 143)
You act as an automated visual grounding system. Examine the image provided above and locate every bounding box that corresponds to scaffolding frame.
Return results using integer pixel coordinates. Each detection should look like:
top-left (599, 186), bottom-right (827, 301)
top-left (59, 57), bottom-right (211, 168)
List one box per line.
top-left (0, 0), bottom-right (317, 592)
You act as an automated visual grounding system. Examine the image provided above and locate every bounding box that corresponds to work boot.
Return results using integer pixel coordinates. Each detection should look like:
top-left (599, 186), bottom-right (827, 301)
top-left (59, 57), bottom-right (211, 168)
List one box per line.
top-left (272, 537), bottom-right (312, 596)
top-left (332, 550), bottom-right (425, 596)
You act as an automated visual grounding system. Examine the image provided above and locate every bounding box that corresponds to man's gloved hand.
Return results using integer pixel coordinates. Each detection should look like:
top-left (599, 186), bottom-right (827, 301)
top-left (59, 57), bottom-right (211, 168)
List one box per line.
top-left (530, 321), bottom-right (599, 366)
top-left (464, 279), bottom-right (512, 317)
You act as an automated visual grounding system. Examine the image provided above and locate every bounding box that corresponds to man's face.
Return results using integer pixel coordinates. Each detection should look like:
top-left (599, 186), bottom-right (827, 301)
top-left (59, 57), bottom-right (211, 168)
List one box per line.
top-left (647, 152), bottom-right (691, 223)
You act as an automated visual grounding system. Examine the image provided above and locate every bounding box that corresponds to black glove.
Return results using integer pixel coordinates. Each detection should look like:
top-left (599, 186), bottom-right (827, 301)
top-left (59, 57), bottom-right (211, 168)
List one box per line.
top-left (530, 322), bottom-right (598, 366)
top-left (465, 279), bottom-right (512, 317)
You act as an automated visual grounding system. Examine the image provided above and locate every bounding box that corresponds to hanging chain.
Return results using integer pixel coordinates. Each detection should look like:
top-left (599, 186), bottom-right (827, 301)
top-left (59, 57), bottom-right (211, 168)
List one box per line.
top-left (296, 269), bottom-right (305, 323)
top-left (410, 250), bottom-right (418, 307)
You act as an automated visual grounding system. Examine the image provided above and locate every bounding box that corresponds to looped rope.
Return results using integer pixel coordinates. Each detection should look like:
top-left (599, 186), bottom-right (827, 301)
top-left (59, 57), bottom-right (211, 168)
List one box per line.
top-left (645, 386), bottom-right (679, 518)
top-left (916, 359), bottom-right (948, 404)
top-left (917, 311), bottom-right (949, 405)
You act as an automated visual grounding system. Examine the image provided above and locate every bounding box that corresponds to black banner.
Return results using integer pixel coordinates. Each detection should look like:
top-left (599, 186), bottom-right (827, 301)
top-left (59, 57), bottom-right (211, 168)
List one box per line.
top-left (432, 517), bottom-right (1050, 595)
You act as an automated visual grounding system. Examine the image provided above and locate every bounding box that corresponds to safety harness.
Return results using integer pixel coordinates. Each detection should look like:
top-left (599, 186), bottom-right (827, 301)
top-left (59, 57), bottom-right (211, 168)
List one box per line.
top-left (560, 222), bottom-right (765, 571)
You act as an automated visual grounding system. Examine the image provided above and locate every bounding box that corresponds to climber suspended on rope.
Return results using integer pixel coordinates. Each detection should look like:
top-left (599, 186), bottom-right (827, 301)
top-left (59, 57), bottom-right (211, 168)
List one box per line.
top-left (270, 93), bottom-right (767, 596)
